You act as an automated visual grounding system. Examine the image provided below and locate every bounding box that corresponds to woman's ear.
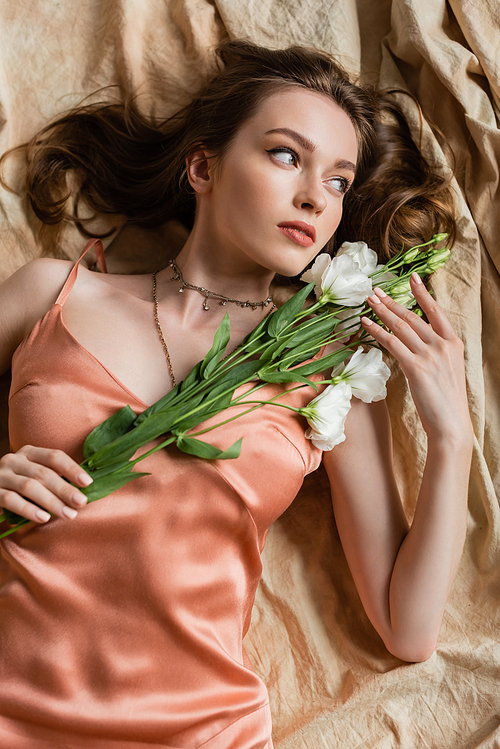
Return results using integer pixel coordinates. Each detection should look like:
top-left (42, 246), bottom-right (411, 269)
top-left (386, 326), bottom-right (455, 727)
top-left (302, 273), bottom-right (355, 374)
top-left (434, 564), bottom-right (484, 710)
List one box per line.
top-left (185, 148), bottom-right (214, 194)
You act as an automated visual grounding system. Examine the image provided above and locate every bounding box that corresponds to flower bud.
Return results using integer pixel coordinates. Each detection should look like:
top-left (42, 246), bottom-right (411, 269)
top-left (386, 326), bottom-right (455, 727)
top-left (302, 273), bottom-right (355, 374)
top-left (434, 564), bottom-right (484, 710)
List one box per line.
top-left (388, 279), bottom-right (416, 308)
top-left (390, 280), bottom-right (412, 296)
top-left (424, 248), bottom-right (451, 272)
top-left (402, 247), bottom-right (420, 263)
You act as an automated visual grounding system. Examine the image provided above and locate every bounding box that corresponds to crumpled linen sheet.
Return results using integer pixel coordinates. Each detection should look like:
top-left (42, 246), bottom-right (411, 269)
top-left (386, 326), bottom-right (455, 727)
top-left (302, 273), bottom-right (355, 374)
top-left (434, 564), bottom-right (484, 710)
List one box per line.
top-left (0, 0), bottom-right (499, 746)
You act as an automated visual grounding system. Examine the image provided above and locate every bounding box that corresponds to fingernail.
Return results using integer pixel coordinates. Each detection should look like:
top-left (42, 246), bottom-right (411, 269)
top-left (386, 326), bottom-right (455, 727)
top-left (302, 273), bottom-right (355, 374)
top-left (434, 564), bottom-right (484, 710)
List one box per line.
top-left (411, 271), bottom-right (422, 284)
top-left (374, 287), bottom-right (387, 297)
top-left (78, 472), bottom-right (93, 486)
top-left (62, 506), bottom-right (78, 520)
top-left (361, 316), bottom-right (373, 326)
top-left (35, 509), bottom-right (51, 523)
top-left (72, 492), bottom-right (88, 507)
top-left (367, 295), bottom-right (380, 305)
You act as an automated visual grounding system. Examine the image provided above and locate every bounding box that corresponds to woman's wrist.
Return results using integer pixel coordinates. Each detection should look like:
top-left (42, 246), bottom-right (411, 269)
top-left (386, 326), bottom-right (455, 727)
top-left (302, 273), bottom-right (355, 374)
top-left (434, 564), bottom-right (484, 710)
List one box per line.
top-left (425, 423), bottom-right (474, 455)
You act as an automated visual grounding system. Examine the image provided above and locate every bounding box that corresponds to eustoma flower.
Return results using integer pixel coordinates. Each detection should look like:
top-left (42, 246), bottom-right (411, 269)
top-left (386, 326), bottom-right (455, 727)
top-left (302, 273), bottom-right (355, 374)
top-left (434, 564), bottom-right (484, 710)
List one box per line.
top-left (300, 347), bottom-right (391, 450)
top-left (301, 252), bottom-right (372, 305)
top-left (333, 347), bottom-right (391, 403)
top-left (300, 381), bottom-right (352, 450)
top-left (0, 234), bottom-right (453, 537)
top-left (336, 240), bottom-right (397, 285)
top-left (336, 240), bottom-right (378, 274)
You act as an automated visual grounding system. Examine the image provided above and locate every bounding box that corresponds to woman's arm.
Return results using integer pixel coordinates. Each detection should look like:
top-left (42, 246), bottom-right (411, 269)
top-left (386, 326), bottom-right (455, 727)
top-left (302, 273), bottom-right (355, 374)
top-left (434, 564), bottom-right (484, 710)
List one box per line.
top-left (323, 273), bottom-right (473, 662)
top-left (0, 259), bottom-right (92, 524)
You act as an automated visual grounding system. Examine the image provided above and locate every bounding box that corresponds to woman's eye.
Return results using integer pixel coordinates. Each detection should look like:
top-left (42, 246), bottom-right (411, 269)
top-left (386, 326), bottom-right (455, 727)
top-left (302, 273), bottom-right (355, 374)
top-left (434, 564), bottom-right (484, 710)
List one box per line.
top-left (327, 176), bottom-right (350, 195)
top-left (267, 148), bottom-right (297, 166)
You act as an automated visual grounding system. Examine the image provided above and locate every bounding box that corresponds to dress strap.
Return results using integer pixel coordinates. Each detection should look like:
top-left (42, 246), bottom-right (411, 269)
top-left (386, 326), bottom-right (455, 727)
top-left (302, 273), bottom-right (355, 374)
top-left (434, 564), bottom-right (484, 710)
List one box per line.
top-left (55, 238), bottom-right (107, 307)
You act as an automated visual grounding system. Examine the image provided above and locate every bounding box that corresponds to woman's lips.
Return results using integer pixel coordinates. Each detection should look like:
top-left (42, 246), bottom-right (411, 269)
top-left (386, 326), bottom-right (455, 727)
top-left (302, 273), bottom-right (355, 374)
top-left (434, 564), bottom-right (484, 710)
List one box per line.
top-left (277, 222), bottom-right (316, 247)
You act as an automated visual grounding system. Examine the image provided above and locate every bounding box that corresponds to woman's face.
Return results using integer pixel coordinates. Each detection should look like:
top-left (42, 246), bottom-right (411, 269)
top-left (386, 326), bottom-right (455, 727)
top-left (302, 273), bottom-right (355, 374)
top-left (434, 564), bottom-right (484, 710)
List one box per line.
top-left (204, 87), bottom-right (358, 278)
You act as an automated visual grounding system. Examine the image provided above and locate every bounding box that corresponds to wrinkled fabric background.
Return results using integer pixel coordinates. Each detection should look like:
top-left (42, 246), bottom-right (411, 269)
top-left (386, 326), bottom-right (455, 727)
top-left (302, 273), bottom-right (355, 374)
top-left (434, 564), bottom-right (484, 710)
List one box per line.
top-left (1, 0), bottom-right (499, 746)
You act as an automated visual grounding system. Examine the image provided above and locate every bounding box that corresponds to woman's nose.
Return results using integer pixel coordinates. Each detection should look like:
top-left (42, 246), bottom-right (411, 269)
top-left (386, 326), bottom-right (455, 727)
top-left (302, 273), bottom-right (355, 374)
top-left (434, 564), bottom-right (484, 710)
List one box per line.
top-left (293, 177), bottom-right (327, 214)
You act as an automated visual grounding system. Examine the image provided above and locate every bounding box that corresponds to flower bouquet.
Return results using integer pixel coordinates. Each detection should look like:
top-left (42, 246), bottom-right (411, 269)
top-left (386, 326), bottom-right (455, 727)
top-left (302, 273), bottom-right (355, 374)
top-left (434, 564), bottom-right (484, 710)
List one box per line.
top-left (0, 234), bottom-right (451, 537)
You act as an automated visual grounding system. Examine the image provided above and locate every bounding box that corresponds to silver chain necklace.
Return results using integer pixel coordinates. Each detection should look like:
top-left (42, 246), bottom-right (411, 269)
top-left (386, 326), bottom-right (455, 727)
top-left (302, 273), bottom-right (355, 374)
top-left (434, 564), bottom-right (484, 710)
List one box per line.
top-left (168, 258), bottom-right (274, 311)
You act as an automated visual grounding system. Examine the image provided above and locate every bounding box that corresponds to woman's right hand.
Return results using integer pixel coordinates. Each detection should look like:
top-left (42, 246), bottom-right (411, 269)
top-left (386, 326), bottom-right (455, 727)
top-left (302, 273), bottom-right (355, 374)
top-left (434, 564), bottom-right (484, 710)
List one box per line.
top-left (0, 446), bottom-right (91, 524)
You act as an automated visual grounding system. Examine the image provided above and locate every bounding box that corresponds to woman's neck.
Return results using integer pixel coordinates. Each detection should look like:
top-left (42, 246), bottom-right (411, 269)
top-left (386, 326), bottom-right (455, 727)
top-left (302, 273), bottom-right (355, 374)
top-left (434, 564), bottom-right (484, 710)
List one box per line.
top-left (172, 223), bottom-right (275, 304)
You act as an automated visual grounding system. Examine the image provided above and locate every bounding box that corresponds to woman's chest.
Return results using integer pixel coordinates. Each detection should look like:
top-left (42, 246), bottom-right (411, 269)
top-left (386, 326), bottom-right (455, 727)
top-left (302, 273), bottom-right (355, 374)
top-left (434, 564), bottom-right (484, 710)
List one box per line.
top-left (61, 286), bottom-right (266, 407)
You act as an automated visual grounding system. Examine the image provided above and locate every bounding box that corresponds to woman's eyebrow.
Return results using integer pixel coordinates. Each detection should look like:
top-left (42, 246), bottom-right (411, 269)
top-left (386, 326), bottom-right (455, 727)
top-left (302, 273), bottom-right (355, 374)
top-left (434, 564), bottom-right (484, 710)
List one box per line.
top-left (265, 127), bottom-right (317, 152)
top-left (335, 158), bottom-right (357, 174)
top-left (265, 127), bottom-right (356, 173)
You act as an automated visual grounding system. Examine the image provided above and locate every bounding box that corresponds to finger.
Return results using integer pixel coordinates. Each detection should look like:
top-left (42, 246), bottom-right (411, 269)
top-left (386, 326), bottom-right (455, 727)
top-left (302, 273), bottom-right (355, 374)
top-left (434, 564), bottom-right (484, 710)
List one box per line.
top-left (19, 446), bottom-right (93, 492)
top-left (367, 289), bottom-right (432, 352)
top-left (409, 273), bottom-right (457, 340)
top-left (0, 487), bottom-right (52, 524)
top-left (1, 449), bottom-right (90, 518)
top-left (0, 463), bottom-right (81, 522)
top-left (14, 451), bottom-right (89, 512)
top-left (360, 315), bottom-right (415, 367)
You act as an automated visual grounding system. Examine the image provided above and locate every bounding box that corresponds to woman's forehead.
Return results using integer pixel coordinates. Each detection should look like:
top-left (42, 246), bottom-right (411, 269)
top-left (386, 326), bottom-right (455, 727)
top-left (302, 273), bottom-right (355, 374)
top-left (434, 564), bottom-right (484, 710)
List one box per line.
top-left (241, 88), bottom-right (358, 159)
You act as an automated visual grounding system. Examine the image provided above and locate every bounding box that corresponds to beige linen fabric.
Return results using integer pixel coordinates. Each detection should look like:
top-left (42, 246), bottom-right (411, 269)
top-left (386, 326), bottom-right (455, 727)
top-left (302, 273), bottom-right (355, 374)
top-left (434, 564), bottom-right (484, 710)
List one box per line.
top-left (0, 0), bottom-right (499, 746)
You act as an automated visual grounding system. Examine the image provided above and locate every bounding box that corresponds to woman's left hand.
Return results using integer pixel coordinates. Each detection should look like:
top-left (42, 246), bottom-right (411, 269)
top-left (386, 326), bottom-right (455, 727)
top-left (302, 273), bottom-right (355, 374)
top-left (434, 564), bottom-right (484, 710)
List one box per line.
top-left (361, 272), bottom-right (473, 444)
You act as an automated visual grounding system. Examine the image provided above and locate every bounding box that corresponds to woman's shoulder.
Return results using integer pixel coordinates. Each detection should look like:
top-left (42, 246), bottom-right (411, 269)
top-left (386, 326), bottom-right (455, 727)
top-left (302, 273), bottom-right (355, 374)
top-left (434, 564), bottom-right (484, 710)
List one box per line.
top-left (8, 256), bottom-right (73, 316)
top-left (0, 257), bottom-right (75, 370)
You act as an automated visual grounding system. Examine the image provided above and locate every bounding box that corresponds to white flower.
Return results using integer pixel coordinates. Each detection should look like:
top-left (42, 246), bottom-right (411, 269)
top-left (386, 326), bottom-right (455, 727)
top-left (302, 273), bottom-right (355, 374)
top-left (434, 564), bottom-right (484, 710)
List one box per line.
top-left (301, 253), bottom-right (331, 297)
top-left (336, 241), bottom-right (378, 274)
top-left (335, 305), bottom-right (364, 333)
top-left (335, 347), bottom-right (390, 403)
top-left (300, 381), bottom-right (352, 450)
top-left (301, 253), bottom-right (372, 306)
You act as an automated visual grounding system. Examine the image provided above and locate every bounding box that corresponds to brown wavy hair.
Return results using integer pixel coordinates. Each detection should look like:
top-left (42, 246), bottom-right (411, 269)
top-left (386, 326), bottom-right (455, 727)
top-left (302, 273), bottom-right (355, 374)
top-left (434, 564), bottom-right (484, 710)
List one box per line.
top-left (0, 39), bottom-right (455, 263)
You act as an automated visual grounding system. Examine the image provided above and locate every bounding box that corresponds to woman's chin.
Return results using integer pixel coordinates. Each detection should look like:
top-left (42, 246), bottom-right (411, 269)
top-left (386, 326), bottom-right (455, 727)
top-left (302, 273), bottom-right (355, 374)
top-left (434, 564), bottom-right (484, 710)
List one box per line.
top-left (261, 253), bottom-right (319, 280)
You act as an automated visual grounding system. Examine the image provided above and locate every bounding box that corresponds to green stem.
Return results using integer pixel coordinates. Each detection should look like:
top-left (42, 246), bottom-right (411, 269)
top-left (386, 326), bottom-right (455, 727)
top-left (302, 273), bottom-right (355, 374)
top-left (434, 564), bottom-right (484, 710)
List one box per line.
top-left (0, 519), bottom-right (30, 539)
top-left (189, 384), bottom-right (309, 437)
top-left (127, 435), bottom-right (177, 467)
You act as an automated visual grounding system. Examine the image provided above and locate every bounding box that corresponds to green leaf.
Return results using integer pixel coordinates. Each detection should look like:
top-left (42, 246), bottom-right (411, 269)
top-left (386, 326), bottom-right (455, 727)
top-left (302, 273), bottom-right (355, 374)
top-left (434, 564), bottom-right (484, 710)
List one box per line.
top-left (87, 408), bottom-right (185, 469)
top-left (3, 509), bottom-right (26, 525)
top-left (0, 518), bottom-right (30, 538)
top-left (203, 388), bottom-right (234, 413)
top-left (205, 379), bottom-right (237, 402)
top-left (267, 282), bottom-right (314, 338)
top-left (82, 468), bottom-right (149, 502)
top-left (180, 361), bottom-right (203, 393)
top-left (81, 458), bottom-right (141, 481)
top-left (285, 314), bottom-right (337, 348)
top-left (176, 435), bottom-right (242, 460)
top-left (134, 381), bottom-right (182, 423)
top-left (159, 389), bottom-right (206, 418)
top-left (292, 348), bottom-right (352, 377)
top-left (173, 403), bottom-right (228, 432)
top-left (212, 359), bottom-right (262, 390)
top-left (240, 314), bottom-right (272, 353)
top-left (260, 338), bottom-right (290, 361)
top-left (83, 405), bottom-right (137, 460)
top-left (200, 313), bottom-right (231, 378)
top-left (257, 370), bottom-right (318, 389)
top-left (277, 342), bottom-right (322, 369)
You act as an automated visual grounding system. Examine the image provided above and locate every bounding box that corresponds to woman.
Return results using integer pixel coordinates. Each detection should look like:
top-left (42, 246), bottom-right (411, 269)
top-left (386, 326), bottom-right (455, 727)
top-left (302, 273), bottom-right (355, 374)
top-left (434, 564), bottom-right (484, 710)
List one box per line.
top-left (0, 41), bottom-right (473, 748)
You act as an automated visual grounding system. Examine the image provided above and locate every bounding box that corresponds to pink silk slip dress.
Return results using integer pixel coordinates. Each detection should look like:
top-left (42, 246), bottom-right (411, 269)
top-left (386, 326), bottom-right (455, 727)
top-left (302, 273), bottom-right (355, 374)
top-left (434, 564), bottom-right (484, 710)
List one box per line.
top-left (1, 239), bottom-right (324, 748)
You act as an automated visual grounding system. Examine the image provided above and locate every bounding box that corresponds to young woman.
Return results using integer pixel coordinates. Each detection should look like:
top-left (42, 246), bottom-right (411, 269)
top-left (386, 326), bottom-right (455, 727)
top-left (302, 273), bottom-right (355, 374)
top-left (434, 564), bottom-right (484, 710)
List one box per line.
top-left (0, 41), bottom-right (473, 748)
